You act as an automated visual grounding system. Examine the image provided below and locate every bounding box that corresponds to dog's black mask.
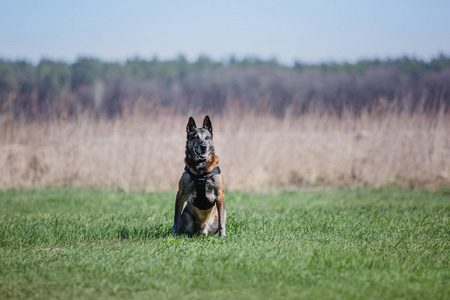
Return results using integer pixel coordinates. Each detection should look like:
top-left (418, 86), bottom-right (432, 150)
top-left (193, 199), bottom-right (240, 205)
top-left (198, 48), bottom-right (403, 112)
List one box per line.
top-left (186, 116), bottom-right (214, 162)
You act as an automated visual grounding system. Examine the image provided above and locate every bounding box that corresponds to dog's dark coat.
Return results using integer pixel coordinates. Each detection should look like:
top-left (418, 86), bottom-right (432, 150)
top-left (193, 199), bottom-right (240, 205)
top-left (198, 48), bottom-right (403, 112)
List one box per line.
top-left (184, 165), bottom-right (221, 210)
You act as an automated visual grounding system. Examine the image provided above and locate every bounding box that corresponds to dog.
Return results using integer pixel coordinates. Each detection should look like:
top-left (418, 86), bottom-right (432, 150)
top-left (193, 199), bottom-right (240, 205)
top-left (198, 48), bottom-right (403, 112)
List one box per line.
top-left (173, 116), bottom-right (226, 237)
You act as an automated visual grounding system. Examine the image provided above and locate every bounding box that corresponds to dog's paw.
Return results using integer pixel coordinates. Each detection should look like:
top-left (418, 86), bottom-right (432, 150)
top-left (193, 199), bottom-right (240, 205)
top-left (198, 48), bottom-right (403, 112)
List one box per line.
top-left (172, 225), bottom-right (180, 236)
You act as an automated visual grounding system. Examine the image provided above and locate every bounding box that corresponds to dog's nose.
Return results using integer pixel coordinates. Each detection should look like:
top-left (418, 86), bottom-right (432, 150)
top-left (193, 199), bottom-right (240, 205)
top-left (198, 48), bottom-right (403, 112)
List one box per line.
top-left (200, 145), bottom-right (207, 151)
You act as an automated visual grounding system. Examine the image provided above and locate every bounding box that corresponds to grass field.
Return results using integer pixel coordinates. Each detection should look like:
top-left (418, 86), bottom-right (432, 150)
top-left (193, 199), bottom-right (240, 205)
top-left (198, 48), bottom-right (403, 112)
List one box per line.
top-left (0, 188), bottom-right (449, 299)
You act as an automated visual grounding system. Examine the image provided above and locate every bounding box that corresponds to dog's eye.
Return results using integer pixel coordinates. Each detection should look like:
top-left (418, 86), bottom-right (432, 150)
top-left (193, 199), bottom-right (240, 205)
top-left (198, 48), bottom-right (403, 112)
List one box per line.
top-left (205, 136), bottom-right (210, 141)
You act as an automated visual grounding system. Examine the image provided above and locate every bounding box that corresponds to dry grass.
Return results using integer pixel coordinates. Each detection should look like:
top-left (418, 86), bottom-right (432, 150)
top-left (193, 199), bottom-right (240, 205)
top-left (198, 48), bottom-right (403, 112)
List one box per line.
top-left (1, 110), bottom-right (449, 191)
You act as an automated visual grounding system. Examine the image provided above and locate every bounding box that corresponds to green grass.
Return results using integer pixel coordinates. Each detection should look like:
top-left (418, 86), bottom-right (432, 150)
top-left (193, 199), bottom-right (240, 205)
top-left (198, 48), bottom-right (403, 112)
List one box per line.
top-left (0, 188), bottom-right (449, 299)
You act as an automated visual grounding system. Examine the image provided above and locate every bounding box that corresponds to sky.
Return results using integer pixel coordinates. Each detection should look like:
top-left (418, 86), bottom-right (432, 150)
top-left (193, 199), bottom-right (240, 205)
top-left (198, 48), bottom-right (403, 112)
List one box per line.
top-left (1, 0), bottom-right (450, 65)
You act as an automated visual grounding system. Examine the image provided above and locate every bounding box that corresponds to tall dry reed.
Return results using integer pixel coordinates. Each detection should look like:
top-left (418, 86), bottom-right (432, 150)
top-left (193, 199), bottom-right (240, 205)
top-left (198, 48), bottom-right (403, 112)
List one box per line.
top-left (1, 110), bottom-right (449, 191)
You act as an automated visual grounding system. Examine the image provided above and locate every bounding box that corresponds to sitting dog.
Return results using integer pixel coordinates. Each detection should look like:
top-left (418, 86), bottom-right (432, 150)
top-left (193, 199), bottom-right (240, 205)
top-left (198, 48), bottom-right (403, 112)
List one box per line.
top-left (173, 116), bottom-right (226, 236)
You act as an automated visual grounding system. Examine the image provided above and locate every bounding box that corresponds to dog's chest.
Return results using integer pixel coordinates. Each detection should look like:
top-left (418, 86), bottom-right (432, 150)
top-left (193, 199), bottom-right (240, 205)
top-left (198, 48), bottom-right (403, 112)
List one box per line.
top-left (185, 176), bottom-right (218, 208)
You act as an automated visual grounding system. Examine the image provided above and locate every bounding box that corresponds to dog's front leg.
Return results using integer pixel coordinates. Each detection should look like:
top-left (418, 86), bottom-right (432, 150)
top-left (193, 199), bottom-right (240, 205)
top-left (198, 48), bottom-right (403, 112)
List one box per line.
top-left (173, 190), bottom-right (184, 235)
top-left (216, 189), bottom-right (226, 237)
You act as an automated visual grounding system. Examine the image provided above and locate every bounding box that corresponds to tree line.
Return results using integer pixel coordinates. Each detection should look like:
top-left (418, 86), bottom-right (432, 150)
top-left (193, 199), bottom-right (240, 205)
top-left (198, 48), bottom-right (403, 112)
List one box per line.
top-left (0, 54), bottom-right (449, 118)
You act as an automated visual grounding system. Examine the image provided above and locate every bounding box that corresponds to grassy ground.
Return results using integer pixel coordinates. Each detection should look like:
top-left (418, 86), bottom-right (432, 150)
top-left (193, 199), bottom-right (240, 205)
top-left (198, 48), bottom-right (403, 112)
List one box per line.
top-left (0, 188), bottom-right (449, 299)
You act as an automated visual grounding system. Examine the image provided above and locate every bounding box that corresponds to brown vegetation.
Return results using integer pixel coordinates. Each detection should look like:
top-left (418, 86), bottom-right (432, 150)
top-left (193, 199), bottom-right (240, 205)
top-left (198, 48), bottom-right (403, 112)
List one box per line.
top-left (1, 107), bottom-right (449, 191)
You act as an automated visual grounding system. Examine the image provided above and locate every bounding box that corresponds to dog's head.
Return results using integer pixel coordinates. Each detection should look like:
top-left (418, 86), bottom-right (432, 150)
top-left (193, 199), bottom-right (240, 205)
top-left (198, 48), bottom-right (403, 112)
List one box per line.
top-left (186, 116), bottom-right (214, 162)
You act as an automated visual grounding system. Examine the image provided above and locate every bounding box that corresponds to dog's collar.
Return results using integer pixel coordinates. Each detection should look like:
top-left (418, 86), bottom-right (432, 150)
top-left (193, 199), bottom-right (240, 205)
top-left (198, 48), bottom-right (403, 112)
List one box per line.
top-left (184, 166), bottom-right (221, 210)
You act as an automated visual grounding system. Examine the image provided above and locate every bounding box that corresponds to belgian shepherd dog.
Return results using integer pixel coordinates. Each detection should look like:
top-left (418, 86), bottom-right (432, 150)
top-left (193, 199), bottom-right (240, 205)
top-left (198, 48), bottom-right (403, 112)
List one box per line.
top-left (172, 116), bottom-right (226, 236)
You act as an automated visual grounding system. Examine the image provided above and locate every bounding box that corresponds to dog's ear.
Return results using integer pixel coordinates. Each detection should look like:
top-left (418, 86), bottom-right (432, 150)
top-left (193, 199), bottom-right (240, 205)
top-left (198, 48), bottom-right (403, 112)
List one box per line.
top-left (186, 117), bottom-right (197, 134)
top-left (202, 115), bottom-right (213, 137)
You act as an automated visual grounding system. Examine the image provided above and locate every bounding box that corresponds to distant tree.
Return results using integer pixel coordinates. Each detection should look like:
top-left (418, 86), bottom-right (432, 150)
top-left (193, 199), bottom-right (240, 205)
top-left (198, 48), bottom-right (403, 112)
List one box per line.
top-left (13, 61), bottom-right (35, 95)
top-left (176, 55), bottom-right (190, 79)
top-left (124, 57), bottom-right (149, 81)
top-left (194, 55), bottom-right (218, 72)
top-left (0, 61), bottom-right (16, 113)
top-left (12, 60), bottom-right (35, 117)
top-left (390, 56), bottom-right (429, 78)
top-left (36, 59), bottom-right (70, 98)
top-left (36, 59), bottom-right (71, 115)
top-left (71, 57), bottom-right (102, 89)
top-left (0, 61), bottom-right (16, 94)
top-left (429, 53), bottom-right (450, 72)
top-left (293, 61), bottom-right (306, 72)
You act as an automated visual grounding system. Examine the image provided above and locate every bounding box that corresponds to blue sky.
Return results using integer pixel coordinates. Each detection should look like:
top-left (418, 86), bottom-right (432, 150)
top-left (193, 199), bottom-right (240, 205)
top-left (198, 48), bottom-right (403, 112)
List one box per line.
top-left (1, 0), bottom-right (449, 65)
